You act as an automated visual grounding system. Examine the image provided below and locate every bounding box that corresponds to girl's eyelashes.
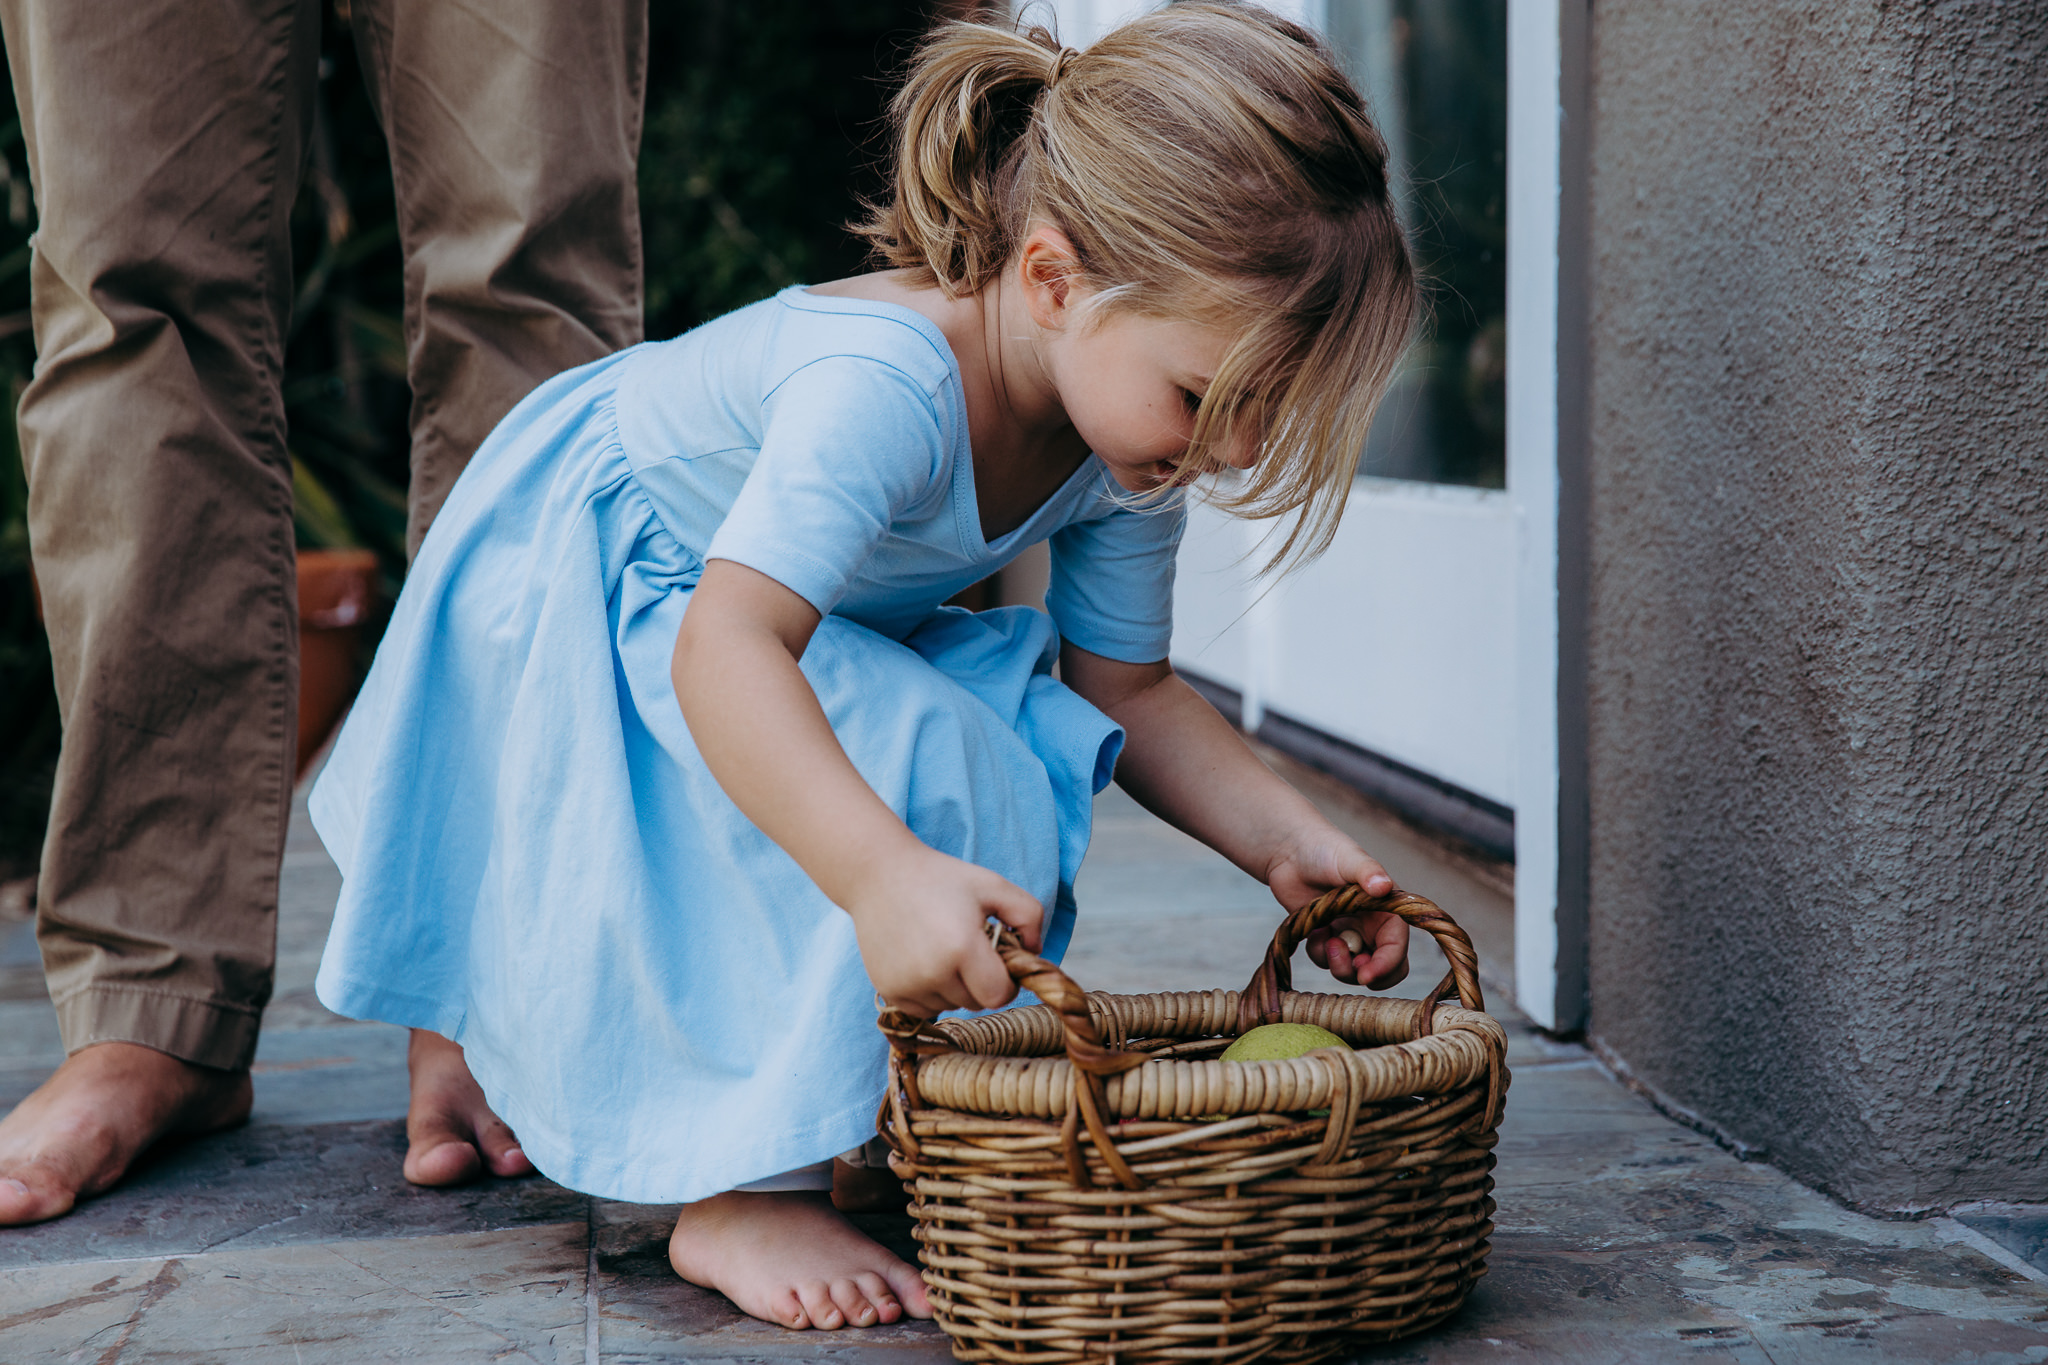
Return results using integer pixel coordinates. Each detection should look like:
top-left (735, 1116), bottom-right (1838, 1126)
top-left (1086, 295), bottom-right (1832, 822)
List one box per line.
top-left (1180, 387), bottom-right (1203, 416)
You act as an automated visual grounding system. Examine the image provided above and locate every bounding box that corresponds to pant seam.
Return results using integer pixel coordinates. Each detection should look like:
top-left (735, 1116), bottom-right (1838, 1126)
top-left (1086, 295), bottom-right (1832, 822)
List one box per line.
top-left (246, 0), bottom-right (304, 991)
top-left (49, 982), bottom-right (264, 1018)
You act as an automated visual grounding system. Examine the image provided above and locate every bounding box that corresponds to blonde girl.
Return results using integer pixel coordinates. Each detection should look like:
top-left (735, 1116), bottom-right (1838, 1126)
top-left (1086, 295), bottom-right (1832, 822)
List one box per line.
top-left (311, 0), bottom-right (1419, 1332)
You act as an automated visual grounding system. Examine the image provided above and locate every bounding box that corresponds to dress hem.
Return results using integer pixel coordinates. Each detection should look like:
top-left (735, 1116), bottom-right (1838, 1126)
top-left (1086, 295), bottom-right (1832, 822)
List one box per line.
top-left (487, 1088), bottom-right (889, 1206)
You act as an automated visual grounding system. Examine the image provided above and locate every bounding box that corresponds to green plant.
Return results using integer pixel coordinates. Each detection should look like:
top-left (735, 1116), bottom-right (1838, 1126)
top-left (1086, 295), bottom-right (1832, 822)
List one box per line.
top-left (640, 0), bottom-right (963, 338)
top-left (0, 113), bottom-right (52, 879)
top-left (282, 12), bottom-right (414, 579)
top-left (0, 2), bottom-right (957, 873)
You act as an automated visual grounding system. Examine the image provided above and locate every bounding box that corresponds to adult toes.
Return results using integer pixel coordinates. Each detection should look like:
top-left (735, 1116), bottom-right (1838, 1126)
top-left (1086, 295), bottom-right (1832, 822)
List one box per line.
top-left (0, 1169), bottom-right (75, 1227)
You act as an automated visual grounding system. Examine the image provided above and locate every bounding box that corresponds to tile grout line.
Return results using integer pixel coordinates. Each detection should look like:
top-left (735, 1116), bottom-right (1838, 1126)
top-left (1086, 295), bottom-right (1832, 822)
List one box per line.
top-left (585, 1200), bottom-right (601, 1365)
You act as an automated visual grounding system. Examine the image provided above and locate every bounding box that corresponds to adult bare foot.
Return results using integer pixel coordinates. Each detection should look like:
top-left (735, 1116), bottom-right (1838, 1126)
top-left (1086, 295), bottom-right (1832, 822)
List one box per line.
top-left (669, 1189), bottom-right (933, 1330)
top-left (403, 1028), bottom-right (534, 1186)
top-left (0, 1041), bottom-right (252, 1226)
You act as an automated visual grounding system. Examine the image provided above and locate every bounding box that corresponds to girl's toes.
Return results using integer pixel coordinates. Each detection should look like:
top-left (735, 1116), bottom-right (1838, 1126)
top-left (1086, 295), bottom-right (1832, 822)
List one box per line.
top-left (402, 1134), bottom-right (483, 1187)
top-left (798, 1281), bottom-right (844, 1330)
top-left (886, 1263), bottom-right (933, 1318)
top-left (478, 1121), bottom-right (531, 1177)
top-left (830, 1277), bottom-right (879, 1328)
top-left (773, 1289), bottom-right (809, 1331)
top-left (487, 1144), bottom-right (532, 1178)
top-left (855, 1271), bottom-right (901, 1324)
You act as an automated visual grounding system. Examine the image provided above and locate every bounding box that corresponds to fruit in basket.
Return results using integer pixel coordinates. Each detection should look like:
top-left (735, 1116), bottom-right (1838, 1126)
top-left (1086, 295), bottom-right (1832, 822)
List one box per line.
top-left (1220, 1022), bottom-right (1349, 1062)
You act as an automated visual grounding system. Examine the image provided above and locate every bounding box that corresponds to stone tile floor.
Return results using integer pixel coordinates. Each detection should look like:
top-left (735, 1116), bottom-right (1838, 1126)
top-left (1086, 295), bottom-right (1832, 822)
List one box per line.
top-left (2, 750), bottom-right (2044, 1363)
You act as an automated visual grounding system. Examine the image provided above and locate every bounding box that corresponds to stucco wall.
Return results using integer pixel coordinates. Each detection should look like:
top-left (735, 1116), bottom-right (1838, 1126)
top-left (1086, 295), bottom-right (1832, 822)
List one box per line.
top-left (1584, 1), bottom-right (2047, 1212)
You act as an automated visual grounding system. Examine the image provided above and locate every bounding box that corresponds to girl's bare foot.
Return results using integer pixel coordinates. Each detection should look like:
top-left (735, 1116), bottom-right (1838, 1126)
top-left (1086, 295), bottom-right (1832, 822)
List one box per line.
top-left (831, 1155), bottom-right (911, 1214)
top-left (669, 1189), bottom-right (933, 1330)
top-left (0, 1041), bottom-right (252, 1226)
top-left (403, 1029), bottom-right (535, 1185)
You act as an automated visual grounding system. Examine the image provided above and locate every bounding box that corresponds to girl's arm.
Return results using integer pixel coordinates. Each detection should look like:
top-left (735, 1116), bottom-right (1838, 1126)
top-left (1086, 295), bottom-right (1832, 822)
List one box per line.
top-left (1061, 643), bottom-right (1411, 988)
top-left (672, 559), bottom-right (1044, 1016)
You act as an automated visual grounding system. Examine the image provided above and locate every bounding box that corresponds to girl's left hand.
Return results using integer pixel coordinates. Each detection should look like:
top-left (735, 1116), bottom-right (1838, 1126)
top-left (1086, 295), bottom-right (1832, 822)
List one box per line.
top-left (1268, 834), bottom-right (1411, 990)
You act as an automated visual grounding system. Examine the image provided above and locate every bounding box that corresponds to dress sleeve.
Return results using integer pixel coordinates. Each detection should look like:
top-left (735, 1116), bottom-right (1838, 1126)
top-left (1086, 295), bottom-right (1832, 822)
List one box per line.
top-left (705, 355), bottom-right (952, 616)
top-left (1045, 489), bottom-right (1187, 664)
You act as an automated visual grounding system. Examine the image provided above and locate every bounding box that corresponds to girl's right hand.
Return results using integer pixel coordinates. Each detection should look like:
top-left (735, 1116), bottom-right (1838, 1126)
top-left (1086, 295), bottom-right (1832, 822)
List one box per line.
top-left (845, 849), bottom-right (1044, 1018)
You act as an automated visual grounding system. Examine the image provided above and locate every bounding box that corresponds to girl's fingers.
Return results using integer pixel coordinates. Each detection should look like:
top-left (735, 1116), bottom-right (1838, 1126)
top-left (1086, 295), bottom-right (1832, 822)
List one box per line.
top-left (1350, 856), bottom-right (1395, 898)
top-left (984, 882), bottom-right (1045, 952)
top-left (960, 949), bottom-right (1018, 1012)
top-left (1364, 914), bottom-right (1411, 988)
top-left (886, 990), bottom-right (941, 1019)
top-left (1306, 924), bottom-right (1367, 981)
top-left (901, 968), bottom-right (1010, 1017)
top-left (1329, 923), bottom-right (1370, 982)
top-left (1360, 940), bottom-right (1409, 988)
top-left (1376, 912), bottom-right (1408, 947)
top-left (1306, 916), bottom-right (1407, 985)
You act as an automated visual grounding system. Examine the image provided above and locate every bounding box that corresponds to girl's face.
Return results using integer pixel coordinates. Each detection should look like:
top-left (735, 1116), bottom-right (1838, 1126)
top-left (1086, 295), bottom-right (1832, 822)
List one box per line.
top-left (1043, 304), bottom-right (1253, 493)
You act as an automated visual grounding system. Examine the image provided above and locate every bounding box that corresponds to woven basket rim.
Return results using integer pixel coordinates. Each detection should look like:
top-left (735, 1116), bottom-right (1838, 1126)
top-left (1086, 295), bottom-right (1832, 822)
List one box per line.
top-left (915, 989), bottom-right (1506, 1122)
top-left (879, 890), bottom-right (1506, 1360)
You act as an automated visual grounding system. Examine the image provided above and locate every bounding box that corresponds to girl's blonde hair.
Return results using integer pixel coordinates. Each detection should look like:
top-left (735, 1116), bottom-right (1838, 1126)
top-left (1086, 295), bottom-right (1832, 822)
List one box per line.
top-left (856, 2), bottom-right (1417, 568)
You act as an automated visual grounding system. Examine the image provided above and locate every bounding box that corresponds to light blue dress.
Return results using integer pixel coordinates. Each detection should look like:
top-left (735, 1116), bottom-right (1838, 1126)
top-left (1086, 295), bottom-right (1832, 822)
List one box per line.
top-left (310, 287), bottom-right (1185, 1204)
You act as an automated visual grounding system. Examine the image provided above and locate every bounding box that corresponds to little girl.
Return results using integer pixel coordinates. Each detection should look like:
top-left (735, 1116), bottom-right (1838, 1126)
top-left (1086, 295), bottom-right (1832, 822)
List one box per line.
top-left (312, 0), bottom-right (1419, 1335)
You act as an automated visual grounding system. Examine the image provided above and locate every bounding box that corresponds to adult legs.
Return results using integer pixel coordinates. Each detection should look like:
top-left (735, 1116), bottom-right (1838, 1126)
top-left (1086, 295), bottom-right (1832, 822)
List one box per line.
top-left (0, 0), bottom-right (321, 1223)
top-left (347, 0), bottom-right (646, 1181)
top-left (349, 0), bottom-right (646, 555)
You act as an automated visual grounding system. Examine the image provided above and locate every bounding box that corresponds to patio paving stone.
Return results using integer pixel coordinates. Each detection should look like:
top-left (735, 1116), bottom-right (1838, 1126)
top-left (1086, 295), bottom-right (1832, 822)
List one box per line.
top-left (0, 1224), bottom-right (590, 1364)
top-left (1, 751), bottom-right (2042, 1362)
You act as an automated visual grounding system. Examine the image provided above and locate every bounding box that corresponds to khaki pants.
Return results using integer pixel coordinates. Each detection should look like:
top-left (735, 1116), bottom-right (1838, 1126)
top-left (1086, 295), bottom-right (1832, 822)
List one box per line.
top-left (1, 0), bottom-right (645, 1071)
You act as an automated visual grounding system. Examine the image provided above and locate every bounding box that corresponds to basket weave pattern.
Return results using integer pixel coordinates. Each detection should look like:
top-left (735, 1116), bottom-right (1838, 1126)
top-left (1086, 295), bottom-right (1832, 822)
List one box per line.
top-left (880, 888), bottom-right (1510, 1364)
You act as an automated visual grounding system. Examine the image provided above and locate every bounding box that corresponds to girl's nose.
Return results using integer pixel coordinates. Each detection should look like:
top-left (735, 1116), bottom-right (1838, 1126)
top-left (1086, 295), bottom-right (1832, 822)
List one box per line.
top-left (1221, 429), bottom-right (1258, 470)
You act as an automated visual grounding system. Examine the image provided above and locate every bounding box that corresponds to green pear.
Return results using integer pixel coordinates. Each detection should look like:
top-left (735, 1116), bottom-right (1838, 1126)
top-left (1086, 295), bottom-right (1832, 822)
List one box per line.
top-left (1219, 1022), bottom-right (1349, 1062)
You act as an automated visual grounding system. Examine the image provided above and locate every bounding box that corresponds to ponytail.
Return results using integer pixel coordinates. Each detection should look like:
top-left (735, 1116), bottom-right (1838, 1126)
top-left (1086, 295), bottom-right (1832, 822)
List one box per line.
top-left (855, 24), bottom-right (1066, 298)
top-left (857, 4), bottom-right (1418, 572)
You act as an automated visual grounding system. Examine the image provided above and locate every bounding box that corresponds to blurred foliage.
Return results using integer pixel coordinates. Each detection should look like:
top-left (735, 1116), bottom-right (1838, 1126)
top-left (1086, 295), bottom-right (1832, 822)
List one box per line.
top-left (0, 0), bottom-right (953, 873)
top-left (642, 0), bottom-right (957, 337)
top-left (0, 113), bottom-right (49, 878)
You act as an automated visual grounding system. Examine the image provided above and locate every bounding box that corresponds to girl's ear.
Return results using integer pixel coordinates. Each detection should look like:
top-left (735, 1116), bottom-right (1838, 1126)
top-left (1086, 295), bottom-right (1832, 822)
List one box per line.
top-left (1016, 225), bottom-right (1085, 331)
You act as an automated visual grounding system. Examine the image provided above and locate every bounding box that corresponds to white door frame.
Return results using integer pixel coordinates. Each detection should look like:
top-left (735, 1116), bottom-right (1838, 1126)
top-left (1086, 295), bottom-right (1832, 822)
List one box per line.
top-left (1019, 0), bottom-right (1588, 1031)
top-left (1018, 0), bottom-right (1326, 45)
top-left (1506, 0), bottom-right (1562, 1028)
top-left (1508, 0), bottom-right (1589, 1033)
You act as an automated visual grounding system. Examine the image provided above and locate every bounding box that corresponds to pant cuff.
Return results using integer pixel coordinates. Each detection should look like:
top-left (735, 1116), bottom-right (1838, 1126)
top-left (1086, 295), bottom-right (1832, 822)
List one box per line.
top-left (52, 985), bottom-right (262, 1072)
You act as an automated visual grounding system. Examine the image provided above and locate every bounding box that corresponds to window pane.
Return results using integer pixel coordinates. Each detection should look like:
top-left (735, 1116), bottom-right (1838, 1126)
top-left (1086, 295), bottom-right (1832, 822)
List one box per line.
top-left (1325, 0), bottom-right (1508, 489)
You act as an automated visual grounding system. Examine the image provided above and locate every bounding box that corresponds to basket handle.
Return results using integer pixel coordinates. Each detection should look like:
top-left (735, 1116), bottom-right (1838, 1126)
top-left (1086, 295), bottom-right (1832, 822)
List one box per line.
top-left (1238, 886), bottom-right (1485, 1039)
top-left (878, 925), bottom-right (1148, 1190)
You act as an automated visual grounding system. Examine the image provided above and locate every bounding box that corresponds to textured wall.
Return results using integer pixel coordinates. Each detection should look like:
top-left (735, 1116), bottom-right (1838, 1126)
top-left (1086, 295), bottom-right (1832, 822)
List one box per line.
top-left (1585, 1), bottom-right (2047, 1212)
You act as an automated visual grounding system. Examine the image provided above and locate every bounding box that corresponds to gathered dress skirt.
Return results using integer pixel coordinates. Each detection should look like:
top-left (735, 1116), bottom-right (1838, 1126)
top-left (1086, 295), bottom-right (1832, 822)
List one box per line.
top-left (310, 354), bottom-right (1121, 1203)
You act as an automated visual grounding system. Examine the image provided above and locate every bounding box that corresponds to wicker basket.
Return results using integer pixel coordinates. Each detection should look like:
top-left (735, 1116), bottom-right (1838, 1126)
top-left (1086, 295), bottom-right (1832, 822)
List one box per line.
top-left (877, 886), bottom-right (1509, 1365)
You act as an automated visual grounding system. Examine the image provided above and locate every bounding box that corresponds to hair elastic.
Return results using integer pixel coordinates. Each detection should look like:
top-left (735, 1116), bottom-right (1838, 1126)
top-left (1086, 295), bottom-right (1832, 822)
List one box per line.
top-left (1046, 47), bottom-right (1079, 90)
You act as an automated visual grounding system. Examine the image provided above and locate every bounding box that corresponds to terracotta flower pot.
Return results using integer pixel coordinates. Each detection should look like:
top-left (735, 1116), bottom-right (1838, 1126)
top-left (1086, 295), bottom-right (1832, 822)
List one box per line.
top-left (297, 548), bottom-right (380, 779)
